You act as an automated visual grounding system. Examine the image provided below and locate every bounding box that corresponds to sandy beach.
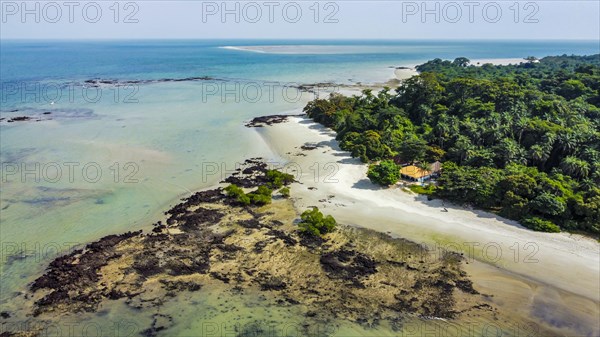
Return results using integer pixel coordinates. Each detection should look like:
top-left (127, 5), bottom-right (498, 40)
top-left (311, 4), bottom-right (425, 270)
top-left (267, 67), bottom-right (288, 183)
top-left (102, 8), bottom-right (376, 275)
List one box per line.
top-left (255, 115), bottom-right (600, 335)
top-left (329, 57), bottom-right (527, 97)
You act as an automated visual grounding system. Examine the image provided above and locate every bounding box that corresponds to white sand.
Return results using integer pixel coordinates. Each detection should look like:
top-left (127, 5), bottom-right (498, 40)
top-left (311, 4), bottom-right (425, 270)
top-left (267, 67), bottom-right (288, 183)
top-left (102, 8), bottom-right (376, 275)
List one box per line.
top-left (393, 67), bottom-right (418, 80)
top-left (256, 116), bottom-right (600, 305)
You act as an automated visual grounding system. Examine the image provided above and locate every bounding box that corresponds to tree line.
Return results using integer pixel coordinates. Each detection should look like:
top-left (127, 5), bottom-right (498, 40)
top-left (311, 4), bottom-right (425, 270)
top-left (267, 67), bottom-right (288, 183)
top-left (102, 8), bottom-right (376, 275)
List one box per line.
top-left (303, 54), bottom-right (600, 235)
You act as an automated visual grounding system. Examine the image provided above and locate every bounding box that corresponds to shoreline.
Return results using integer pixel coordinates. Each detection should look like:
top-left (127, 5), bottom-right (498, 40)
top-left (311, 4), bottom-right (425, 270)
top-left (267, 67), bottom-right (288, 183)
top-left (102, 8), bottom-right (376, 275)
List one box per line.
top-left (295, 57), bottom-right (528, 97)
top-left (252, 114), bottom-right (599, 333)
top-left (5, 159), bottom-right (516, 337)
top-left (3, 55), bottom-right (596, 335)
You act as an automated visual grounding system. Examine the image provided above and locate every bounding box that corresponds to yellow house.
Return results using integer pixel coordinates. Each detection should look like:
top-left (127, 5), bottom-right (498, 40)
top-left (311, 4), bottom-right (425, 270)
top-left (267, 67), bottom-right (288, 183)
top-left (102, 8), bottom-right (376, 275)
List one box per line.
top-left (400, 162), bottom-right (441, 182)
top-left (400, 165), bottom-right (432, 182)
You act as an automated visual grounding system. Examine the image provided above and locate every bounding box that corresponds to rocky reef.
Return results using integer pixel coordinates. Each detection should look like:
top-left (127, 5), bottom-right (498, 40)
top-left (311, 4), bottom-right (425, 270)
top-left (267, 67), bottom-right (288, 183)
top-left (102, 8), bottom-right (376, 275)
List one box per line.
top-left (2, 159), bottom-right (497, 337)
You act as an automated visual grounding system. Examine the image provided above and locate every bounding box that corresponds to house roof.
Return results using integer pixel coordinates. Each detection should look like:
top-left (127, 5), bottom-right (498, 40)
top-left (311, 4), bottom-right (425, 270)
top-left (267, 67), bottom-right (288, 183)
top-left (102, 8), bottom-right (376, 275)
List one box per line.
top-left (430, 161), bottom-right (442, 173)
top-left (400, 165), bottom-right (432, 179)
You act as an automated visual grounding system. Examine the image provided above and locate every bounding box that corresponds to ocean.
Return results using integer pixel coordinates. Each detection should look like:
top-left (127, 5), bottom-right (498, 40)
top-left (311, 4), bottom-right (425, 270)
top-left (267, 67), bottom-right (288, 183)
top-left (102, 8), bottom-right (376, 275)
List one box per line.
top-left (1, 39), bottom-right (598, 335)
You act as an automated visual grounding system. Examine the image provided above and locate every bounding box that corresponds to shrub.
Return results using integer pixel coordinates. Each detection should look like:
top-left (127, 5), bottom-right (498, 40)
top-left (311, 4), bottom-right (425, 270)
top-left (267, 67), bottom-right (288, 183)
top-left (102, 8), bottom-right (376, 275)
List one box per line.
top-left (408, 184), bottom-right (435, 195)
top-left (298, 207), bottom-right (337, 237)
top-left (279, 187), bottom-right (290, 198)
top-left (224, 184), bottom-right (250, 205)
top-left (249, 193), bottom-right (271, 205)
top-left (224, 184), bottom-right (244, 198)
top-left (248, 185), bottom-right (272, 205)
top-left (255, 185), bottom-right (273, 196)
top-left (367, 160), bottom-right (400, 186)
top-left (237, 194), bottom-right (251, 206)
top-left (521, 217), bottom-right (561, 233)
top-left (529, 193), bottom-right (566, 216)
top-left (266, 170), bottom-right (295, 188)
top-left (225, 184), bottom-right (271, 206)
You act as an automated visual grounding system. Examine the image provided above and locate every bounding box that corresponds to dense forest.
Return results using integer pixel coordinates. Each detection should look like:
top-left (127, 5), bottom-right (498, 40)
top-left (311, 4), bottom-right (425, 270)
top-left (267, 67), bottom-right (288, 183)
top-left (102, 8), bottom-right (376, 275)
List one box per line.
top-left (303, 55), bottom-right (600, 235)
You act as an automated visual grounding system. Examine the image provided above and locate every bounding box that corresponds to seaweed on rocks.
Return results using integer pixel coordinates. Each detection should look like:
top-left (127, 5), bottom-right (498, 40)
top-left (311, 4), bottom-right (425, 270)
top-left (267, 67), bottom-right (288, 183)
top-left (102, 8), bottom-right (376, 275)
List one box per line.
top-left (30, 231), bottom-right (142, 314)
top-left (141, 314), bottom-right (174, 337)
top-left (176, 207), bottom-right (226, 232)
top-left (165, 189), bottom-right (226, 225)
top-left (244, 114), bottom-right (304, 128)
top-left (6, 116), bottom-right (31, 122)
top-left (222, 160), bottom-right (271, 188)
top-left (83, 77), bottom-right (217, 88)
top-left (238, 219), bottom-right (263, 229)
top-left (319, 247), bottom-right (377, 287)
top-left (265, 229), bottom-right (297, 246)
top-left (298, 231), bottom-right (325, 249)
top-left (20, 157), bottom-right (495, 335)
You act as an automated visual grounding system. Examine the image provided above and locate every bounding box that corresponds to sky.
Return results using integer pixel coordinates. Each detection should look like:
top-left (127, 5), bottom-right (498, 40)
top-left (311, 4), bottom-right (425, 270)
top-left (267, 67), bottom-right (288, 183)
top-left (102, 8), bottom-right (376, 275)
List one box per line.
top-left (0, 1), bottom-right (599, 40)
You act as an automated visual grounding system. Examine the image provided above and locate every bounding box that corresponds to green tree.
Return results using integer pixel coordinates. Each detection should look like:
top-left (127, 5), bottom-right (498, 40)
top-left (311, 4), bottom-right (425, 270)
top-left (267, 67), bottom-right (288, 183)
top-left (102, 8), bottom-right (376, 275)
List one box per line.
top-left (495, 138), bottom-right (524, 167)
top-left (400, 136), bottom-right (427, 163)
top-left (224, 184), bottom-right (251, 206)
top-left (448, 136), bottom-right (475, 164)
top-left (298, 207), bottom-right (337, 236)
top-left (367, 160), bottom-right (400, 186)
top-left (521, 217), bottom-right (561, 233)
top-left (528, 144), bottom-right (551, 169)
top-left (394, 72), bottom-right (444, 124)
top-left (266, 170), bottom-right (295, 188)
top-left (279, 187), bottom-right (290, 198)
top-left (453, 57), bottom-right (471, 67)
top-left (529, 192), bottom-right (567, 217)
top-left (248, 185), bottom-right (273, 205)
top-left (560, 156), bottom-right (590, 178)
top-left (558, 79), bottom-right (590, 100)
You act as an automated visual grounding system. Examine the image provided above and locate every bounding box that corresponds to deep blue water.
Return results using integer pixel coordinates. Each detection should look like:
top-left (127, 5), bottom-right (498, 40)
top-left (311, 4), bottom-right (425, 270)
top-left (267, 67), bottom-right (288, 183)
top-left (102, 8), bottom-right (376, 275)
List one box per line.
top-left (1, 39), bottom-right (598, 84)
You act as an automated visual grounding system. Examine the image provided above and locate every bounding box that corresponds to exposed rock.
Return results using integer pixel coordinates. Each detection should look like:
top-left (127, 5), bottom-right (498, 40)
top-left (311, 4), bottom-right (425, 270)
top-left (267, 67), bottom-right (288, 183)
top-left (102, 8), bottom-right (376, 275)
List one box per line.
top-left (244, 114), bottom-right (304, 128)
top-left (20, 158), bottom-right (495, 336)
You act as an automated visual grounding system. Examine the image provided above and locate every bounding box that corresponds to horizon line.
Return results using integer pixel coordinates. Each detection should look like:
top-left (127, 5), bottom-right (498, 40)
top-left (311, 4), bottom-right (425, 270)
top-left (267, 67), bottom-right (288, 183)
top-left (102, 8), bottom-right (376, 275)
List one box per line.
top-left (1, 37), bottom-right (598, 42)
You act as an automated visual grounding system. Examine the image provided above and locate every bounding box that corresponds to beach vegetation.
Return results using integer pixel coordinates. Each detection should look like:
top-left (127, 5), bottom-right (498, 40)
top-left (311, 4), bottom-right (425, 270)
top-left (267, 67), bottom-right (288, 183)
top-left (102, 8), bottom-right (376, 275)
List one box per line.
top-left (298, 207), bottom-right (337, 237)
top-left (367, 160), bottom-right (400, 186)
top-left (304, 54), bottom-right (600, 235)
top-left (224, 184), bottom-right (272, 206)
top-left (408, 184), bottom-right (435, 195)
top-left (248, 185), bottom-right (273, 205)
top-left (279, 187), bottom-right (291, 198)
top-left (521, 217), bottom-right (561, 233)
top-left (224, 184), bottom-right (250, 205)
top-left (266, 169), bottom-right (295, 188)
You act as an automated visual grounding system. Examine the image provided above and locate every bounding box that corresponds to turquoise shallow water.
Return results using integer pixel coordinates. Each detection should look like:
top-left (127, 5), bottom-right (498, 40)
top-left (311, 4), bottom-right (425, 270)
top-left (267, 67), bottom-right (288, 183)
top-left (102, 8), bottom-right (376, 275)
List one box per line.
top-left (1, 39), bottom-right (599, 334)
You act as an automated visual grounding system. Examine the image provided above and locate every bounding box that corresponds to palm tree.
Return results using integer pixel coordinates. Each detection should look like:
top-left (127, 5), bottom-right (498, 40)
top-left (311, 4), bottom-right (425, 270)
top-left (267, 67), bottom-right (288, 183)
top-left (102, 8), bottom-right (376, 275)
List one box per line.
top-left (462, 120), bottom-right (483, 146)
top-left (557, 132), bottom-right (578, 155)
top-left (433, 118), bottom-right (450, 148)
top-left (416, 161), bottom-right (431, 172)
top-left (579, 179), bottom-right (596, 192)
top-left (375, 107), bottom-right (402, 129)
top-left (529, 144), bottom-right (551, 169)
top-left (484, 126), bottom-right (505, 145)
top-left (496, 138), bottom-right (521, 167)
top-left (581, 148), bottom-right (599, 163)
top-left (513, 117), bottom-right (528, 145)
top-left (542, 132), bottom-right (557, 148)
top-left (452, 136), bottom-right (475, 164)
top-left (560, 156), bottom-right (590, 178)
